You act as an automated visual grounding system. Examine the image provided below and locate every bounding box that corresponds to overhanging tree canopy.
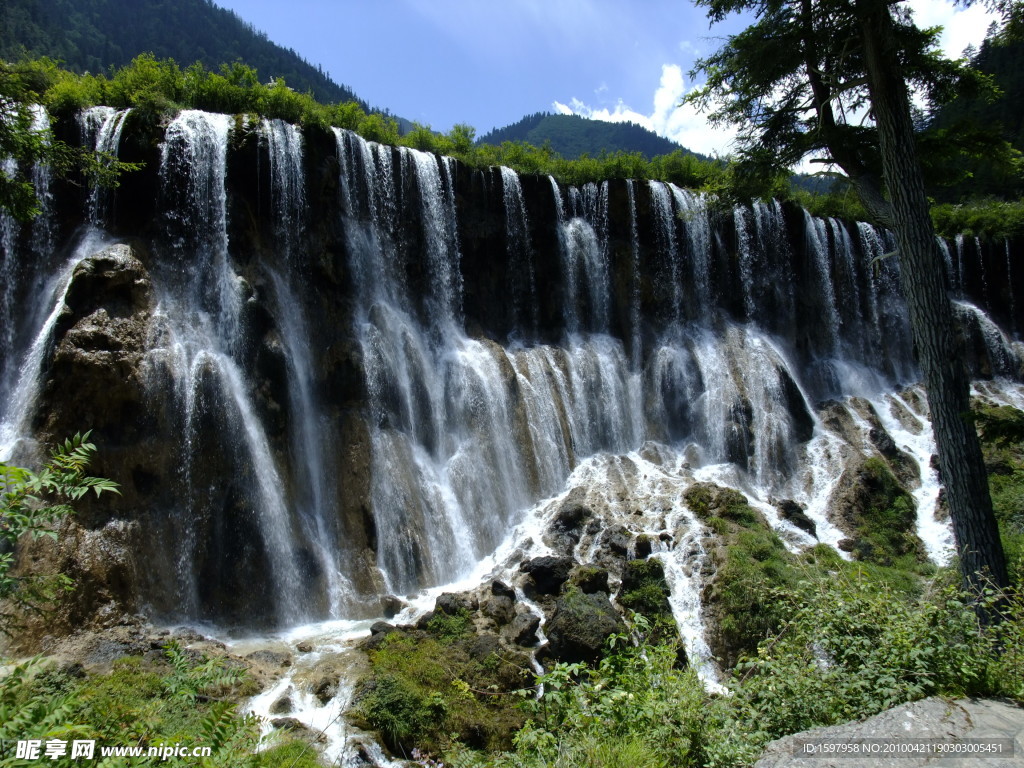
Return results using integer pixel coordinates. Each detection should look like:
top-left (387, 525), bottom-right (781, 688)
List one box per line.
top-left (687, 0), bottom-right (1020, 610)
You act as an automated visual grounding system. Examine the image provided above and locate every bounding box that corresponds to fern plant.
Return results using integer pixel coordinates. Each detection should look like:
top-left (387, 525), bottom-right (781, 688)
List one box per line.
top-left (0, 431), bottom-right (120, 633)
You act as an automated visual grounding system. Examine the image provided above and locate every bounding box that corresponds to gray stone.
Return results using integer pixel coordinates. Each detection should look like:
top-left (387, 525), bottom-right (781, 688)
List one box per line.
top-left (369, 621), bottom-right (396, 636)
top-left (311, 675), bottom-right (338, 704)
top-left (775, 498), bottom-right (817, 538)
top-left (508, 612), bottom-right (541, 646)
top-left (602, 524), bottom-right (633, 557)
top-left (482, 595), bottom-right (515, 625)
top-left (245, 649), bottom-right (291, 668)
top-left (491, 580), bottom-right (515, 599)
top-left (436, 592), bottom-right (472, 615)
top-left (269, 690), bottom-right (293, 715)
top-left (755, 697), bottom-right (1024, 768)
top-left (379, 595), bottom-right (405, 618)
top-left (270, 718), bottom-right (327, 743)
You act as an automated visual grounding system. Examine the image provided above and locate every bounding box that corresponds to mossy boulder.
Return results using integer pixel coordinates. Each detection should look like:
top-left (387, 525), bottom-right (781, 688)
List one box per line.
top-left (354, 626), bottom-right (531, 756)
top-left (831, 456), bottom-right (926, 566)
top-left (617, 559), bottom-right (672, 621)
top-left (520, 555), bottom-right (575, 596)
top-left (543, 588), bottom-right (625, 664)
top-left (570, 564), bottom-right (610, 594)
top-left (684, 483), bottom-right (757, 527)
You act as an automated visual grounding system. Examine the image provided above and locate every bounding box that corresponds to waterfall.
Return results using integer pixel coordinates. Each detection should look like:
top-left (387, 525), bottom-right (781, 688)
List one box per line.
top-left (79, 106), bottom-right (131, 226)
top-left (501, 166), bottom-right (537, 335)
top-left (3, 108), bottom-right (1021, 638)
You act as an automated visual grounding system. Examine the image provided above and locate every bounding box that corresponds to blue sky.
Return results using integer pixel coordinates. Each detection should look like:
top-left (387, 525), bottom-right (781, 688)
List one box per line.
top-left (214, 0), bottom-right (997, 157)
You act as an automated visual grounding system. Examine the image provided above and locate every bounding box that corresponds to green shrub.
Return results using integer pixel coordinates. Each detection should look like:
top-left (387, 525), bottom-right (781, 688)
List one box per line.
top-left (427, 608), bottom-right (472, 643)
top-left (1, 432), bottom-right (119, 632)
top-left (0, 646), bottom-right (265, 768)
top-left (454, 575), bottom-right (1024, 768)
top-left (357, 630), bottom-right (528, 757)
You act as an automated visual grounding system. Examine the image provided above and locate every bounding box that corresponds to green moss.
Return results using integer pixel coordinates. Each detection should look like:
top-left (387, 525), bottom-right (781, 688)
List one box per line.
top-left (684, 483), bottom-right (757, 526)
top-left (977, 404), bottom-right (1024, 584)
top-left (617, 559), bottom-right (673, 623)
top-left (851, 458), bottom-right (922, 566)
top-left (358, 630), bottom-right (529, 756)
top-left (427, 608), bottom-right (472, 643)
top-left (254, 740), bottom-right (326, 768)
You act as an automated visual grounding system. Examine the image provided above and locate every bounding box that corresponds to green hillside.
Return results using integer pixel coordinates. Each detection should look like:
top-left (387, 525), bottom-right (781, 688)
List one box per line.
top-left (928, 32), bottom-right (1024, 201)
top-left (0, 0), bottom-right (367, 108)
top-left (478, 112), bottom-right (708, 161)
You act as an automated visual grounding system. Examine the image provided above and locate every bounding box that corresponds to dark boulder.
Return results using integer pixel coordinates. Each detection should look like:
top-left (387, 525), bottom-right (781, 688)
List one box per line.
top-left (508, 612), bottom-right (541, 647)
top-left (544, 590), bottom-right (625, 664)
top-left (482, 595), bottom-right (515, 625)
top-left (520, 556), bottom-right (575, 596)
top-left (570, 565), bottom-right (610, 594)
top-left (774, 498), bottom-right (817, 538)
top-left (490, 580), bottom-right (515, 600)
top-left (617, 559), bottom-right (672, 620)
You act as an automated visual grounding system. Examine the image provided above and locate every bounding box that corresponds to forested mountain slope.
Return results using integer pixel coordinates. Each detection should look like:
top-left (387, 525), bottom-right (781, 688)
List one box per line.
top-left (0, 0), bottom-right (367, 108)
top-left (479, 111), bottom-right (708, 161)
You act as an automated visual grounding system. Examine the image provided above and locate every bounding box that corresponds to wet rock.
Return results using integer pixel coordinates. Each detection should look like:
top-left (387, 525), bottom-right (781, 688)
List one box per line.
top-left (601, 524), bottom-right (634, 557)
top-left (544, 498), bottom-right (593, 553)
top-left (269, 688), bottom-right (293, 715)
top-left (521, 556), bottom-right (575, 596)
top-left (507, 612), bottom-right (541, 646)
top-left (245, 649), bottom-right (291, 668)
top-left (369, 621), bottom-right (396, 636)
top-left (774, 498), bottom-right (817, 538)
top-left (295, 641), bottom-right (313, 653)
top-left (635, 534), bottom-right (653, 559)
top-left (482, 595), bottom-right (515, 625)
top-left (570, 565), bottom-right (610, 595)
top-left (544, 590), bottom-right (625, 664)
top-left (379, 595), bottom-right (405, 618)
top-left (490, 580), bottom-right (515, 600)
top-left (270, 718), bottom-right (327, 743)
top-left (436, 592), bottom-right (474, 615)
top-left (312, 674), bottom-right (339, 704)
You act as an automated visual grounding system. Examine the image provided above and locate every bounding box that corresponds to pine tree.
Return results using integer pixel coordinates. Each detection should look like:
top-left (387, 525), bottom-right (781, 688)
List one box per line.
top-left (688, 0), bottom-right (1022, 614)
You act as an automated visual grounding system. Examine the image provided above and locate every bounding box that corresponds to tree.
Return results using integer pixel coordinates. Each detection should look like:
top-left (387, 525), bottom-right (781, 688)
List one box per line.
top-left (1, 59), bottom-right (135, 221)
top-left (687, 0), bottom-right (1019, 612)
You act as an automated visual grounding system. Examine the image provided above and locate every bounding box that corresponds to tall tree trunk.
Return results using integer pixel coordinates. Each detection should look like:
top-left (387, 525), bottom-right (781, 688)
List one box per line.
top-left (856, 0), bottom-right (1009, 611)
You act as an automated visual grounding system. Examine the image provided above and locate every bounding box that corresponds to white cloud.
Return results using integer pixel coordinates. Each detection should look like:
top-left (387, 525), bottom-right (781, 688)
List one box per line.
top-left (552, 64), bottom-right (737, 157)
top-left (907, 0), bottom-right (997, 58)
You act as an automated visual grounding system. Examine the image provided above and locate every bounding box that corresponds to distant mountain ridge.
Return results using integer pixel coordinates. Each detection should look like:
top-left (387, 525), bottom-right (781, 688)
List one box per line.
top-left (1, 0), bottom-right (369, 109)
top-left (478, 112), bottom-right (708, 161)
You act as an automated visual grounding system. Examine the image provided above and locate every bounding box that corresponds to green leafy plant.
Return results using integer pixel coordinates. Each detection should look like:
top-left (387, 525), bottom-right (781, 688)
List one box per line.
top-left (0, 432), bottom-right (120, 631)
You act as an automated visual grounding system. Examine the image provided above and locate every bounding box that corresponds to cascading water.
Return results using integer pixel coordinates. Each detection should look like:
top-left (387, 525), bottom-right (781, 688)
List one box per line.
top-left (4, 108), bottom-right (1024, 760)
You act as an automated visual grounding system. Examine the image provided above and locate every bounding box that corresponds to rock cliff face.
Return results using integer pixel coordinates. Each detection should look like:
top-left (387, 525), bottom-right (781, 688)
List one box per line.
top-left (1, 107), bottom-right (1022, 632)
